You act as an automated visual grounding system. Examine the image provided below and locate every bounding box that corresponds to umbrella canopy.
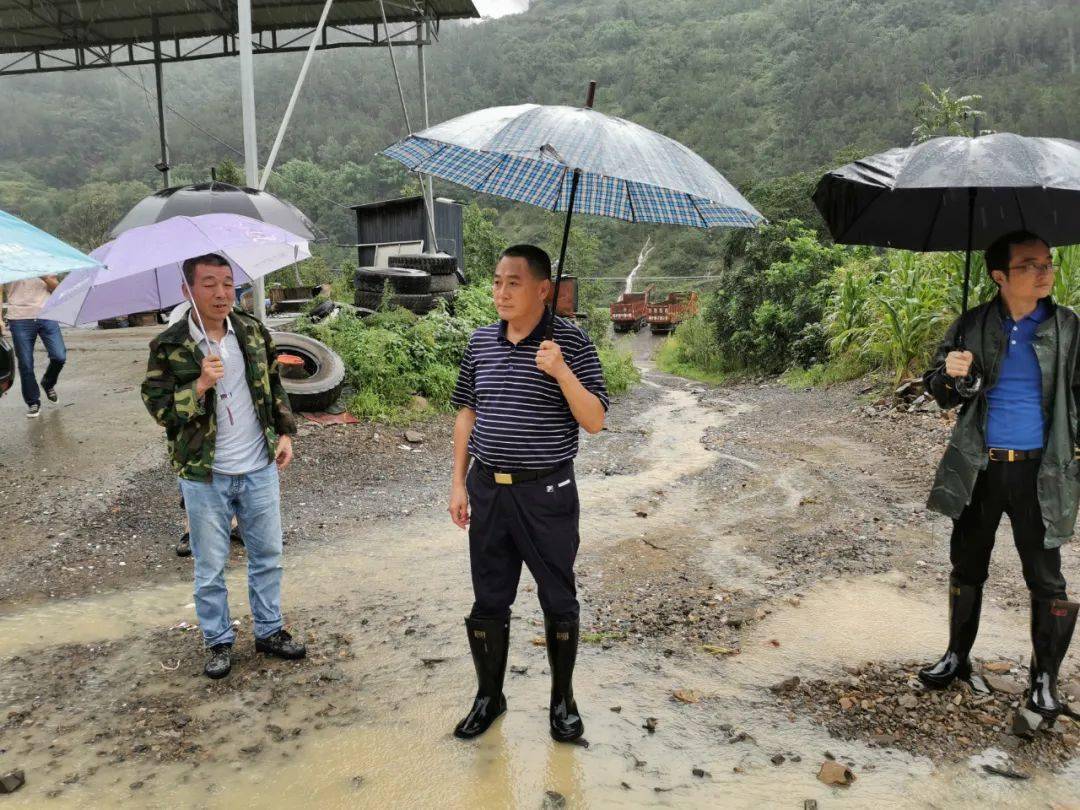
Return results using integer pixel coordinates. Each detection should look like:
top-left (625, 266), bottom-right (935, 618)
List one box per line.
top-left (110, 181), bottom-right (320, 241)
top-left (813, 133), bottom-right (1080, 251)
top-left (383, 103), bottom-right (763, 229)
top-left (40, 214), bottom-right (310, 326)
top-left (0, 209), bottom-right (101, 283)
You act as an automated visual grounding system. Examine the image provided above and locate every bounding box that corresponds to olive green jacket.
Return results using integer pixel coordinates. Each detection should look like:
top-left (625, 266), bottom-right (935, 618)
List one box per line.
top-left (924, 296), bottom-right (1080, 549)
top-left (141, 309), bottom-right (296, 481)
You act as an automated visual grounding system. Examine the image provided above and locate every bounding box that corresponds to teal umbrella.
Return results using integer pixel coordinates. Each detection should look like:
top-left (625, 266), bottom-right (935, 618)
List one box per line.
top-left (0, 209), bottom-right (101, 283)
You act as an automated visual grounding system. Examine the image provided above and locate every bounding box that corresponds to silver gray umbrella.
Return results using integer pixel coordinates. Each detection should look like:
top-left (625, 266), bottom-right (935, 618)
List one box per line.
top-left (110, 180), bottom-right (320, 241)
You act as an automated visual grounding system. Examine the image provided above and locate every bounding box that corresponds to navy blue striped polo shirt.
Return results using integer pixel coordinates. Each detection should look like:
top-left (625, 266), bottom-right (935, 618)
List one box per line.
top-left (451, 312), bottom-right (609, 469)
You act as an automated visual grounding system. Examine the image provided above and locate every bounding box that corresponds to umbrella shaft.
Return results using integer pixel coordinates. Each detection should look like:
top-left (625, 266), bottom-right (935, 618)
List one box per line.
top-left (956, 188), bottom-right (977, 350)
top-left (548, 169), bottom-right (581, 341)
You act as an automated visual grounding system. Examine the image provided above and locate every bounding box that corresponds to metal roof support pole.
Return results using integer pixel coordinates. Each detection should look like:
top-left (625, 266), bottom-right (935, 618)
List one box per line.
top-left (152, 17), bottom-right (171, 189)
top-left (417, 17), bottom-right (438, 253)
top-left (259, 0), bottom-right (335, 191)
top-left (237, 0), bottom-right (265, 321)
top-left (377, 0), bottom-right (437, 252)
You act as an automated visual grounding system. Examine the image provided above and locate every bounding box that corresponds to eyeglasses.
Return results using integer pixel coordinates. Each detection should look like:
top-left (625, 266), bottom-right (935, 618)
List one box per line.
top-left (1007, 261), bottom-right (1057, 275)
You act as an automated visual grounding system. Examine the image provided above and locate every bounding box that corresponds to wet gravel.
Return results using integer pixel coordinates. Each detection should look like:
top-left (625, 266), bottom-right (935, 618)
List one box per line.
top-left (1, 602), bottom-right (358, 800)
top-left (774, 660), bottom-right (1079, 772)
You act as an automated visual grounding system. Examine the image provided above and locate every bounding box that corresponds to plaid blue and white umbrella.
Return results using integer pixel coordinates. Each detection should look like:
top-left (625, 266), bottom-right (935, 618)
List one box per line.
top-left (383, 102), bottom-right (763, 229)
top-left (383, 89), bottom-right (762, 338)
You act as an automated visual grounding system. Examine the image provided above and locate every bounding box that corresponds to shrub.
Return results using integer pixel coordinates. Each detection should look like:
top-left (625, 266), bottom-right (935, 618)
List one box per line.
top-left (705, 220), bottom-right (850, 374)
top-left (296, 282), bottom-right (635, 422)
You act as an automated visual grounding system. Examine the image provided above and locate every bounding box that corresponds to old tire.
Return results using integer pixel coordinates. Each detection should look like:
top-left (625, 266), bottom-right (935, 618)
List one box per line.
top-left (354, 290), bottom-right (438, 314)
top-left (388, 253), bottom-right (457, 276)
top-left (354, 266), bottom-right (432, 295)
top-left (308, 299), bottom-right (337, 323)
top-left (271, 331), bottom-right (346, 413)
top-left (428, 273), bottom-right (460, 294)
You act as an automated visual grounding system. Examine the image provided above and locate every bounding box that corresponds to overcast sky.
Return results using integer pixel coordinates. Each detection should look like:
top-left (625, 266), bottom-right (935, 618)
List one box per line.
top-left (471, 0), bottom-right (530, 18)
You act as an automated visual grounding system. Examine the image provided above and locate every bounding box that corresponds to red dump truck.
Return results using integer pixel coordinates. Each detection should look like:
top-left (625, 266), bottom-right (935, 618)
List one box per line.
top-left (609, 286), bottom-right (653, 332)
top-left (646, 291), bottom-right (699, 334)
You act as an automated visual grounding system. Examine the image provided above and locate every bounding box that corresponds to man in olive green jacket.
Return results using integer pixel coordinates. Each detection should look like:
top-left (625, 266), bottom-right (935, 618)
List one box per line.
top-left (142, 253), bottom-right (305, 679)
top-left (919, 231), bottom-right (1078, 734)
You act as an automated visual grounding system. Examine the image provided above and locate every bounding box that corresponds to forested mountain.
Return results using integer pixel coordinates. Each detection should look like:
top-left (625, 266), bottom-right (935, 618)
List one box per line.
top-left (0, 0), bottom-right (1076, 271)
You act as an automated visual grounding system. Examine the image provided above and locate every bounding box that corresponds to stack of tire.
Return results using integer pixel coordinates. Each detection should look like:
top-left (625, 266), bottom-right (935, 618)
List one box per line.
top-left (353, 253), bottom-right (460, 315)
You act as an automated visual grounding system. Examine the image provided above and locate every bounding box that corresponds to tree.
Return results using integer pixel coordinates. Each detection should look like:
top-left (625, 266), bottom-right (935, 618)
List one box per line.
top-left (58, 180), bottom-right (153, 250)
top-left (215, 158), bottom-right (245, 185)
top-left (911, 84), bottom-right (985, 144)
top-left (462, 203), bottom-right (506, 284)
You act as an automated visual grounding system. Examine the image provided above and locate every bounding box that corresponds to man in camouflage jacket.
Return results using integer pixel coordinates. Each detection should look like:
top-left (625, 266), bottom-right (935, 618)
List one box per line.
top-left (142, 253), bottom-right (306, 679)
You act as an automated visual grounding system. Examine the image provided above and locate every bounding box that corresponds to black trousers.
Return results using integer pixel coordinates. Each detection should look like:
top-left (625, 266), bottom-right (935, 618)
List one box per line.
top-left (950, 459), bottom-right (1067, 601)
top-left (466, 461), bottom-right (580, 622)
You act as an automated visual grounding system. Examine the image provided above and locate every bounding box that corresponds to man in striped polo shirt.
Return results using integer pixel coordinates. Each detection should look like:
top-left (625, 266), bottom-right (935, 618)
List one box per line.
top-left (448, 244), bottom-right (609, 742)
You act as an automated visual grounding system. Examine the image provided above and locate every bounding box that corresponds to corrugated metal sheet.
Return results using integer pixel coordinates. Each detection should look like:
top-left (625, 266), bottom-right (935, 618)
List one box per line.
top-left (353, 195), bottom-right (463, 270)
top-left (0, 1), bottom-right (479, 52)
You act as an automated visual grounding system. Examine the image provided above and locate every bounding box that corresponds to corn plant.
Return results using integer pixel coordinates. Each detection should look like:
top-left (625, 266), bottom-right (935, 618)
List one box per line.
top-left (1053, 244), bottom-right (1080, 308)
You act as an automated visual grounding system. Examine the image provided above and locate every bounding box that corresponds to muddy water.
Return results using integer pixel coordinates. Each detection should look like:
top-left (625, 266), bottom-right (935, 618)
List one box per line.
top-left (2, 358), bottom-right (1079, 807)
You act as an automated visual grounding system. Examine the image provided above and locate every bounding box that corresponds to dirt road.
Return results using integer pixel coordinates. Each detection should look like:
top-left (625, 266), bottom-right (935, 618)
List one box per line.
top-left (0, 327), bottom-right (1077, 807)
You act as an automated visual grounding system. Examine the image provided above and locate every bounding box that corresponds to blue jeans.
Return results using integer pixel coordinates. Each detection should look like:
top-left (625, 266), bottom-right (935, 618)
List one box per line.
top-left (8, 318), bottom-right (66, 406)
top-left (179, 463), bottom-right (285, 647)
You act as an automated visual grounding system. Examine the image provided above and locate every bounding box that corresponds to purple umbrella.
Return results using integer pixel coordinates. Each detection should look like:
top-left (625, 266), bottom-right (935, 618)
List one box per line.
top-left (40, 214), bottom-right (310, 333)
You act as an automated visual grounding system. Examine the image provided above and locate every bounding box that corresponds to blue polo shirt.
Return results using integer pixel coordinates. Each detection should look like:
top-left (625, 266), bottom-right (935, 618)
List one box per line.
top-left (985, 299), bottom-right (1050, 451)
top-left (451, 311), bottom-right (609, 469)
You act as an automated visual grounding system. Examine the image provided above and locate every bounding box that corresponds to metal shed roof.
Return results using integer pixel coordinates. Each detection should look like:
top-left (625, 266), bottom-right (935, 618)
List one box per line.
top-left (0, 1), bottom-right (479, 54)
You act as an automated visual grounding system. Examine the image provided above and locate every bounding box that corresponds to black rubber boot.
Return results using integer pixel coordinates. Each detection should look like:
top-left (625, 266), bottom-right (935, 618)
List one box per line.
top-left (545, 617), bottom-right (584, 742)
top-left (1026, 598), bottom-right (1079, 719)
top-left (918, 579), bottom-right (983, 689)
top-left (454, 616), bottom-right (509, 740)
top-left (204, 643), bottom-right (232, 679)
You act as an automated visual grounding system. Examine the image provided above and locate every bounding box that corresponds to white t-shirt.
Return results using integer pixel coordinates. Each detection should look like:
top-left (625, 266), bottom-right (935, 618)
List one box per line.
top-left (188, 314), bottom-right (270, 475)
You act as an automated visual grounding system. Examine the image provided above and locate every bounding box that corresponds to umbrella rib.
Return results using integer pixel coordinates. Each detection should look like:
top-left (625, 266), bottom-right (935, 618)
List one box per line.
top-left (687, 195), bottom-right (709, 229)
top-left (920, 192), bottom-right (946, 253)
top-left (624, 180), bottom-right (637, 223)
top-left (552, 165), bottom-right (570, 213)
top-left (1013, 188), bottom-right (1028, 232)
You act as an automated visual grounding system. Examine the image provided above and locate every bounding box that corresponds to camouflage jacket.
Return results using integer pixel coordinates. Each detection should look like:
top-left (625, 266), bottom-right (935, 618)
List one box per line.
top-left (141, 309), bottom-right (297, 481)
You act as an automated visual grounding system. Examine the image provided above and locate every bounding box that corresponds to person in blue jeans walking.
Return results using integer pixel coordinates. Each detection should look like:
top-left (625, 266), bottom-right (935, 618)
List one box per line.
top-left (2, 275), bottom-right (66, 417)
top-left (141, 253), bottom-right (305, 679)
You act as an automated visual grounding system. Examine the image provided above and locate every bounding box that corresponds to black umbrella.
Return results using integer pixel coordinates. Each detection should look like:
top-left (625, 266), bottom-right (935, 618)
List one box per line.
top-left (813, 133), bottom-right (1080, 345)
top-left (111, 178), bottom-right (321, 241)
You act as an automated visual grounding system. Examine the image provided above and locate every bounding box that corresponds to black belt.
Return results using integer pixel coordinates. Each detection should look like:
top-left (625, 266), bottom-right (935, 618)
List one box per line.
top-left (476, 461), bottom-right (567, 485)
top-left (988, 447), bottom-right (1042, 462)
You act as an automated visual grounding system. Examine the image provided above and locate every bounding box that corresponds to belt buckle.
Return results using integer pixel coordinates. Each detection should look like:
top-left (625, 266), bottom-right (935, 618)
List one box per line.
top-left (494, 472), bottom-right (513, 485)
top-left (989, 448), bottom-right (1002, 462)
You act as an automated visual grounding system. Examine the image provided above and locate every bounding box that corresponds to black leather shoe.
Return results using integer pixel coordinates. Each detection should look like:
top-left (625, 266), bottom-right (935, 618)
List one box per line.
top-left (1026, 598), bottom-right (1079, 719)
top-left (545, 617), bottom-right (585, 742)
top-left (454, 616), bottom-right (509, 740)
top-left (918, 579), bottom-right (982, 689)
top-left (204, 643), bottom-right (232, 679)
top-left (255, 629), bottom-right (307, 660)
top-left (176, 532), bottom-right (192, 558)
